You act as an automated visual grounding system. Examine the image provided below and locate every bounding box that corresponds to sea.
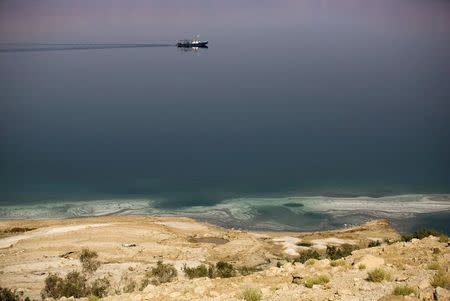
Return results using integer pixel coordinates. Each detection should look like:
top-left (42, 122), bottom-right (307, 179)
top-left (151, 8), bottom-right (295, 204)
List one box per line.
top-left (1, 0), bottom-right (450, 233)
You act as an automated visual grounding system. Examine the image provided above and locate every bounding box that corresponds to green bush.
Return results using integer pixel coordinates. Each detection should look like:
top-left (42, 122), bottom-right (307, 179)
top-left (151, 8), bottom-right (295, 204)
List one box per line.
top-left (392, 285), bottom-right (416, 296)
top-left (304, 275), bottom-right (330, 288)
top-left (295, 250), bottom-right (321, 263)
top-left (431, 270), bottom-right (450, 289)
top-left (90, 277), bottom-right (110, 297)
top-left (366, 268), bottom-right (390, 282)
top-left (0, 287), bottom-right (30, 301)
top-left (214, 261), bottom-right (236, 278)
top-left (326, 244), bottom-right (355, 260)
top-left (402, 228), bottom-right (448, 242)
top-left (368, 240), bottom-right (381, 247)
top-left (242, 288), bottom-right (262, 301)
top-left (143, 261), bottom-right (178, 286)
top-left (183, 264), bottom-right (209, 279)
top-left (41, 271), bottom-right (110, 299)
top-left (80, 249), bottom-right (100, 273)
top-left (238, 266), bottom-right (261, 276)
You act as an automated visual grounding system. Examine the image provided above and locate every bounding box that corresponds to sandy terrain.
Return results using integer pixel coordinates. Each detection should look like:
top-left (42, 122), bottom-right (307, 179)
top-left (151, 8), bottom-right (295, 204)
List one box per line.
top-left (0, 216), bottom-right (448, 301)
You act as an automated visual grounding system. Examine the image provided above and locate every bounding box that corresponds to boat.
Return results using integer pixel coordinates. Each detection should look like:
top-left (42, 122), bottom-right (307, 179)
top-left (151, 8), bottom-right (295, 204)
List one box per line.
top-left (177, 36), bottom-right (208, 48)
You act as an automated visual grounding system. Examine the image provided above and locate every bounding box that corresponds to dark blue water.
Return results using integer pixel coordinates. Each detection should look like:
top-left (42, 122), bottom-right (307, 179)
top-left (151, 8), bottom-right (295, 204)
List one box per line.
top-left (1, 0), bottom-right (450, 211)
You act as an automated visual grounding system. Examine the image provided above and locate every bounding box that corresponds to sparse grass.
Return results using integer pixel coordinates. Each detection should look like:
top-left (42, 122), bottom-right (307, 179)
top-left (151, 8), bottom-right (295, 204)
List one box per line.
top-left (358, 264), bottom-right (366, 270)
top-left (368, 240), bottom-right (381, 248)
top-left (80, 248), bottom-right (100, 273)
top-left (428, 262), bottom-right (440, 270)
top-left (295, 250), bottom-right (321, 264)
top-left (305, 259), bottom-right (316, 266)
top-left (366, 268), bottom-right (391, 282)
top-left (183, 264), bottom-right (209, 279)
top-left (304, 275), bottom-right (330, 288)
top-left (242, 287), bottom-right (262, 301)
top-left (430, 270), bottom-right (450, 289)
top-left (87, 296), bottom-right (100, 301)
top-left (393, 285), bottom-right (416, 296)
top-left (330, 259), bottom-right (345, 267)
top-left (326, 244), bottom-right (356, 260)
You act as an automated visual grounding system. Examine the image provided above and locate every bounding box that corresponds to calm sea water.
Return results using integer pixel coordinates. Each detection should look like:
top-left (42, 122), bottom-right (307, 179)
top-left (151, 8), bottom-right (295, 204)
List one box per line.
top-left (1, 0), bottom-right (450, 230)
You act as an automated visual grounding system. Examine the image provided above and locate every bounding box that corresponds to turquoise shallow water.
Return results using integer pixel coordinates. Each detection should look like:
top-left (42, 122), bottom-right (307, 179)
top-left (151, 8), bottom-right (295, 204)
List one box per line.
top-left (1, 1), bottom-right (450, 231)
top-left (1, 195), bottom-right (449, 234)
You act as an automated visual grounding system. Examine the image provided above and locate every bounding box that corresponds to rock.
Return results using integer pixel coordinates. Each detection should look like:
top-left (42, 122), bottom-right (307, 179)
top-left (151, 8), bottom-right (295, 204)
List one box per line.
top-left (354, 255), bottom-right (385, 270)
top-left (418, 279), bottom-right (430, 290)
top-left (142, 284), bottom-right (156, 293)
top-left (338, 288), bottom-right (353, 295)
top-left (194, 286), bottom-right (206, 295)
top-left (395, 274), bottom-right (409, 282)
top-left (435, 287), bottom-right (450, 301)
top-left (418, 287), bottom-right (434, 301)
top-left (122, 243), bottom-right (137, 247)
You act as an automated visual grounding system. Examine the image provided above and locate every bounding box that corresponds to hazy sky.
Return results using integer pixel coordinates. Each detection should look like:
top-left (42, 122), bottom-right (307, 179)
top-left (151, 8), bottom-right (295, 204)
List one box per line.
top-left (1, 0), bottom-right (450, 43)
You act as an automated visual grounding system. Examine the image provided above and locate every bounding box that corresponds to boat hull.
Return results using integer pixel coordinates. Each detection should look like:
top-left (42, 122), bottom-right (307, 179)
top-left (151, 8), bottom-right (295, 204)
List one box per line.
top-left (177, 41), bottom-right (208, 48)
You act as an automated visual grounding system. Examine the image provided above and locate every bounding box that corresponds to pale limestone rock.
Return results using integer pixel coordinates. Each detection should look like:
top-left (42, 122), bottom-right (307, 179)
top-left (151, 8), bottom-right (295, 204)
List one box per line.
top-left (354, 254), bottom-right (384, 270)
top-left (435, 287), bottom-right (450, 301)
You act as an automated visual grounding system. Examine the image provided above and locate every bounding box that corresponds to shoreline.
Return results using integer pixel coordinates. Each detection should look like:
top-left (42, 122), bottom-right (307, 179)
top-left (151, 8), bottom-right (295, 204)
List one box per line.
top-left (0, 194), bottom-right (449, 233)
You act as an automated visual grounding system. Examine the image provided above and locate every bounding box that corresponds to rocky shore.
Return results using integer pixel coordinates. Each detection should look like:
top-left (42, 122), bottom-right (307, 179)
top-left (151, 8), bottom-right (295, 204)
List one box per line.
top-left (0, 216), bottom-right (448, 300)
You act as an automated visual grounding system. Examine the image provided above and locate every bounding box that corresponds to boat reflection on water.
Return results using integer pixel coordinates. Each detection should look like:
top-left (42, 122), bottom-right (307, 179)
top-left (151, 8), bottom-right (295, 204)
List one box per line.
top-left (177, 45), bottom-right (208, 53)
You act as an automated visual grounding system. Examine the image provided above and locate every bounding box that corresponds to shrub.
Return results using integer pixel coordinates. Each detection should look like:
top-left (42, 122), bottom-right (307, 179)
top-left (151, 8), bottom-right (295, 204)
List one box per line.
top-left (296, 242), bottom-right (312, 247)
top-left (358, 264), bottom-right (366, 270)
top-left (393, 285), bottom-right (416, 296)
top-left (326, 244), bottom-right (355, 260)
top-left (295, 250), bottom-right (321, 264)
top-left (238, 266), bottom-right (261, 276)
top-left (276, 261), bottom-right (283, 268)
top-left (242, 287), bottom-right (262, 301)
top-left (80, 249), bottom-right (101, 273)
top-left (41, 271), bottom-right (110, 299)
top-left (147, 261), bottom-right (177, 286)
top-left (428, 262), bottom-right (440, 270)
top-left (89, 277), bottom-right (110, 297)
top-left (214, 261), bottom-right (235, 278)
top-left (183, 264), bottom-right (209, 279)
top-left (305, 259), bottom-right (316, 266)
top-left (330, 259), bottom-right (345, 267)
top-left (430, 270), bottom-right (450, 289)
top-left (0, 287), bottom-right (30, 301)
top-left (366, 268), bottom-right (390, 282)
top-left (368, 240), bottom-right (381, 248)
top-left (402, 228), bottom-right (448, 242)
top-left (304, 275), bottom-right (330, 288)
top-left (61, 271), bottom-right (88, 298)
top-left (438, 234), bottom-right (449, 243)
top-left (123, 279), bottom-right (137, 293)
